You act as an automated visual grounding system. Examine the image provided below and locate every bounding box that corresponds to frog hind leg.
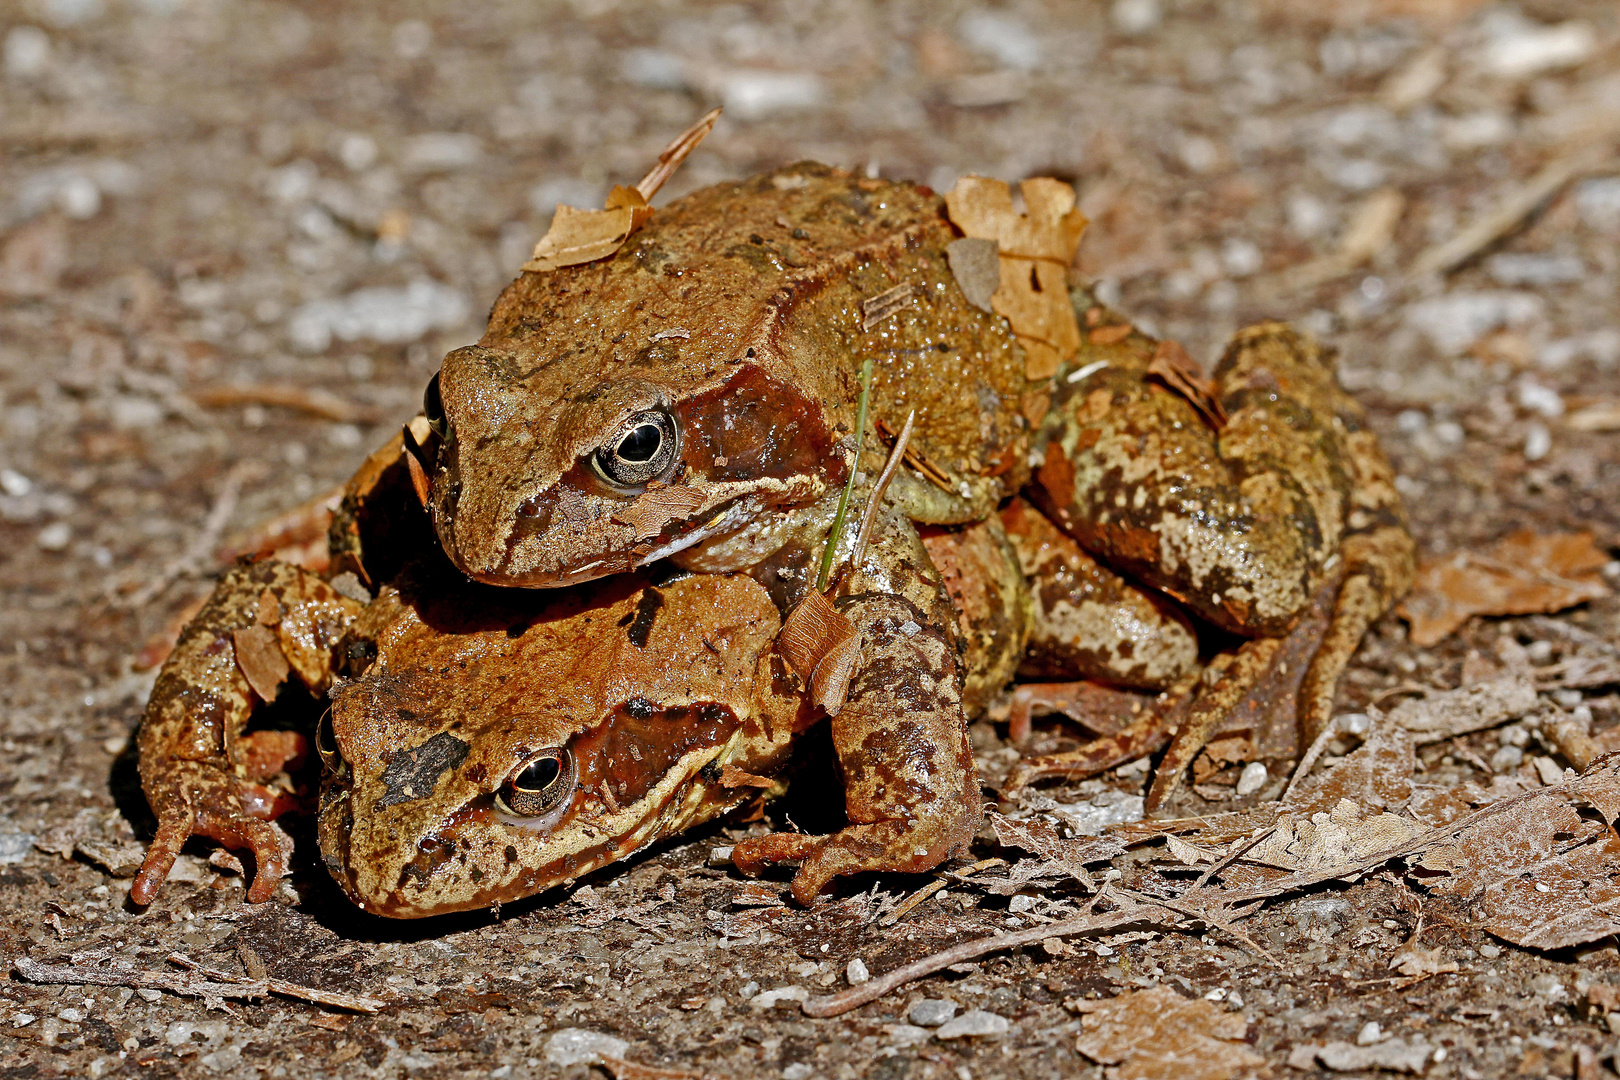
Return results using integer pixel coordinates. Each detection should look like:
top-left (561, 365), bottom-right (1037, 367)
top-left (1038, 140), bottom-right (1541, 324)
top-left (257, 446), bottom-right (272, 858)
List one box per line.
top-left (732, 593), bottom-right (981, 905)
top-left (1004, 673), bottom-right (1197, 791)
top-left (131, 561), bottom-right (362, 906)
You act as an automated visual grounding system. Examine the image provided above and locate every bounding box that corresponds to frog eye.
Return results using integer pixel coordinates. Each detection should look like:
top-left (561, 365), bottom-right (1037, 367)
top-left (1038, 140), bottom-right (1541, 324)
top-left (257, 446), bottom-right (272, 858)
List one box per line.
top-left (423, 372), bottom-right (447, 440)
top-left (495, 749), bottom-right (577, 821)
top-left (315, 709), bottom-right (347, 778)
top-left (593, 410), bottom-right (679, 490)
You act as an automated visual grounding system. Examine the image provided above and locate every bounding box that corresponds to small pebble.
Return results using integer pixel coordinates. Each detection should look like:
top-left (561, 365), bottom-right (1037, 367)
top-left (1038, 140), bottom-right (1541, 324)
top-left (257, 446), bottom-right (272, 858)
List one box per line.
top-left (846, 958), bottom-right (870, 985)
top-left (1357, 1021), bottom-right (1384, 1046)
top-left (908, 999), bottom-right (957, 1027)
top-left (935, 1009), bottom-right (1009, 1039)
top-left (1008, 894), bottom-right (1035, 913)
top-left (0, 468), bottom-right (32, 497)
top-left (1490, 745), bottom-right (1524, 773)
top-left (543, 1029), bottom-right (629, 1067)
top-left (36, 521), bottom-right (70, 551)
top-left (1110, 0), bottom-right (1161, 36)
top-left (1235, 761), bottom-right (1269, 796)
top-left (1479, 944), bottom-right (1500, 959)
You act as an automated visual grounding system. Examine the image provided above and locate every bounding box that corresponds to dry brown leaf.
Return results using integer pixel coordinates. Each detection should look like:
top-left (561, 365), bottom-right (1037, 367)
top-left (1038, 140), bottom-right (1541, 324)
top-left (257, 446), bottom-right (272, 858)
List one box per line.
top-left (1397, 531), bottom-right (1611, 647)
top-left (599, 1057), bottom-right (706, 1080)
top-left (612, 482), bottom-right (708, 540)
top-left (523, 185), bottom-right (651, 273)
top-left (1411, 762), bottom-right (1620, 950)
top-left (719, 765), bottom-right (775, 789)
top-left (988, 812), bottom-right (1123, 889)
top-left (1287, 1038), bottom-right (1435, 1074)
top-left (1385, 675), bottom-right (1538, 746)
top-left (1286, 724), bottom-right (1414, 816)
top-left (1389, 942), bottom-right (1459, 978)
top-left (945, 237), bottom-right (1000, 312)
top-left (778, 589), bottom-right (860, 715)
top-left (1073, 986), bottom-right (1268, 1080)
top-left (1147, 339), bottom-right (1228, 431)
top-left (1243, 799), bottom-right (1428, 873)
top-left (944, 176), bottom-right (1087, 380)
top-left (232, 624), bottom-right (290, 702)
top-left (523, 109), bottom-right (719, 273)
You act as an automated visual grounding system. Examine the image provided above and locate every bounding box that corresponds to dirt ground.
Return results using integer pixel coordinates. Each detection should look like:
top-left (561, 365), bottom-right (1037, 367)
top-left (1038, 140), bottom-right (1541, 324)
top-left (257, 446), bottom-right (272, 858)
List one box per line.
top-left (5, 1), bottom-right (1620, 1077)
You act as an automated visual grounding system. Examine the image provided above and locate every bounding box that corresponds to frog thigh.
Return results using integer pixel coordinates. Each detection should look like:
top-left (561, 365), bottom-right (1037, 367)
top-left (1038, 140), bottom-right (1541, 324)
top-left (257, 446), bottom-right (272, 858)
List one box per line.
top-left (735, 593), bottom-right (980, 904)
top-left (1000, 497), bottom-right (1198, 691)
top-left (1033, 325), bottom-right (1354, 638)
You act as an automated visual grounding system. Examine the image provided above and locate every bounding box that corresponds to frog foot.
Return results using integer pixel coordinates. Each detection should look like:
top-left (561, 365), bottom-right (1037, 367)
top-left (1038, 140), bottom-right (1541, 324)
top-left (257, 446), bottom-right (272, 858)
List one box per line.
top-left (733, 814), bottom-right (978, 906)
top-left (1003, 675), bottom-right (1196, 793)
top-left (1145, 553), bottom-right (1404, 815)
top-left (131, 730), bottom-right (307, 906)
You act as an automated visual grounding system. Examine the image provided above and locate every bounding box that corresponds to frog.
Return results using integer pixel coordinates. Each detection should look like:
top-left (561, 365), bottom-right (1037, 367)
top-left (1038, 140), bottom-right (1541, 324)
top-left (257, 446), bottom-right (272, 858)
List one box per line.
top-left (133, 439), bottom-right (996, 909)
top-left (410, 159), bottom-right (1414, 816)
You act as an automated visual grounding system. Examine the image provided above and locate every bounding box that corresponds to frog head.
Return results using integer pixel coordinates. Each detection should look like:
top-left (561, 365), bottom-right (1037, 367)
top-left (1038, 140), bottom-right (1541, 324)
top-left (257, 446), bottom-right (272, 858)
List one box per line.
top-left (415, 164), bottom-right (949, 588)
top-left (316, 573), bottom-right (802, 918)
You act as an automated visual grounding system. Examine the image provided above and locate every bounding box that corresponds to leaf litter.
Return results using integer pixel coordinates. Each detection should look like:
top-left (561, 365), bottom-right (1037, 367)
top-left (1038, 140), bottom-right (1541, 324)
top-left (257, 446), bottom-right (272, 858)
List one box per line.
top-left (1397, 530), bottom-right (1611, 646)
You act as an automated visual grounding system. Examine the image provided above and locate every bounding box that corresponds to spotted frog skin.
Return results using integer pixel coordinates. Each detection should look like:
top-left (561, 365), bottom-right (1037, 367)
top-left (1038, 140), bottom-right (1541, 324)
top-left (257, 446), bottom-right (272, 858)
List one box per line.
top-left (418, 161), bottom-right (1414, 814)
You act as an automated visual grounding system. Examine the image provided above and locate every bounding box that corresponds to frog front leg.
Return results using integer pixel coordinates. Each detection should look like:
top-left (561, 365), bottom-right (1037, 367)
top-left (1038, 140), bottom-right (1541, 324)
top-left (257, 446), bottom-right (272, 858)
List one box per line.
top-left (731, 507), bottom-right (980, 904)
top-left (132, 561), bottom-right (364, 905)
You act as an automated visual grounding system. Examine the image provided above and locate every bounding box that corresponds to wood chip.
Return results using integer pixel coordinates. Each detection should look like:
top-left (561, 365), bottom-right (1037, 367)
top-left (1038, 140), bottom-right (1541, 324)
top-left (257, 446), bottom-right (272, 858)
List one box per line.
top-left (860, 282), bottom-right (916, 331)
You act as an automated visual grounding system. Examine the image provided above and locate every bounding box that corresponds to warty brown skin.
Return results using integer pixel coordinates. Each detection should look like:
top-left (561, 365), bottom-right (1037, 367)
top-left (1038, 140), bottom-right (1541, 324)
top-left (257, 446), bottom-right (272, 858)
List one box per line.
top-left (423, 161), bottom-right (1414, 816)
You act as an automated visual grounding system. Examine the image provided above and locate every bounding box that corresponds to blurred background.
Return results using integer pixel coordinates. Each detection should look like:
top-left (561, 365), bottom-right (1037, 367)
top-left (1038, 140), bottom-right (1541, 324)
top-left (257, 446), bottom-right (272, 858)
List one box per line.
top-left (0, 0), bottom-right (1616, 800)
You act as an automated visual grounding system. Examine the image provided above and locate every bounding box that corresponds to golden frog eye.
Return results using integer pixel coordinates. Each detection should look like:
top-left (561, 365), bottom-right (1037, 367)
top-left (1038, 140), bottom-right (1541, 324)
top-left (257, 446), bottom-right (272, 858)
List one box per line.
top-left (496, 749), bottom-right (577, 820)
top-left (594, 410), bottom-right (678, 489)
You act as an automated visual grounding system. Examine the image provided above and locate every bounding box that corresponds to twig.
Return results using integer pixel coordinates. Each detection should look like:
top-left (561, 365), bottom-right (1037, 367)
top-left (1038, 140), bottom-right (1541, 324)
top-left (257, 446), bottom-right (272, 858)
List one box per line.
top-left (817, 359), bottom-right (873, 592)
top-left (12, 954), bottom-right (385, 1014)
top-left (1283, 716), bottom-right (1349, 803)
top-left (850, 409), bottom-right (914, 569)
top-left (635, 107), bottom-right (722, 202)
top-left (877, 879), bottom-right (946, 928)
top-left (190, 383), bottom-right (378, 424)
top-left (802, 894), bottom-right (1182, 1017)
top-left (166, 953), bottom-right (386, 1013)
top-left (1408, 143), bottom-right (1611, 278)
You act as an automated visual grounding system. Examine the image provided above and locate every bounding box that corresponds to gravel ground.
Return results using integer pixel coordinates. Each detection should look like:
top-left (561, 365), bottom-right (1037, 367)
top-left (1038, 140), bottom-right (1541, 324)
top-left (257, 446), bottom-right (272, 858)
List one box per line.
top-left (4, 1), bottom-right (1620, 1077)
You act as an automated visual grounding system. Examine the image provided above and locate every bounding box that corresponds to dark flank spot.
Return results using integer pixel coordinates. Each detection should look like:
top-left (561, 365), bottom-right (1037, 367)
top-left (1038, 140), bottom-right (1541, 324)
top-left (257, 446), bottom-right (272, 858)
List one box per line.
top-left (504, 845), bottom-right (519, 864)
top-left (616, 588), bottom-right (664, 648)
top-left (699, 759), bottom-right (722, 783)
top-left (376, 731), bottom-right (471, 809)
top-left (624, 696), bottom-right (656, 720)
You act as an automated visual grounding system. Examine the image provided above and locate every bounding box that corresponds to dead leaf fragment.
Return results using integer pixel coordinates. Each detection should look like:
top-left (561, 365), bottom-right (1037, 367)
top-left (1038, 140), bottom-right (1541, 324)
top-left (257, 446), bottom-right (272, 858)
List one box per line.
top-left (779, 589), bottom-right (860, 715)
top-left (232, 625), bottom-right (290, 702)
top-left (1397, 531), bottom-right (1611, 647)
top-left (1286, 724), bottom-right (1414, 815)
top-left (989, 812), bottom-right (1123, 889)
top-left (1386, 674), bottom-right (1537, 746)
top-left (523, 109), bottom-right (719, 273)
top-left (1287, 1038), bottom-right (1434, 1074)
top-left (945, 237), bottom-right (1000, 312)
top-left (523, 185), bottom-right (651, 273)
top-left (612, 482), bottom-right (708, 540)
top-left (1147, 339), bottom-right (1228, 430)
top-left (1244, 799), bottom-right (1428, 873)
top-left (1073, 986), bottom-right (1268, 1080)
top-left (944, 176), bottom-right (1087, 380)
top-left (1389, 942), bottom-right (1459, 978)
top-left (1412, 764), bottom-right (1620, 950)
